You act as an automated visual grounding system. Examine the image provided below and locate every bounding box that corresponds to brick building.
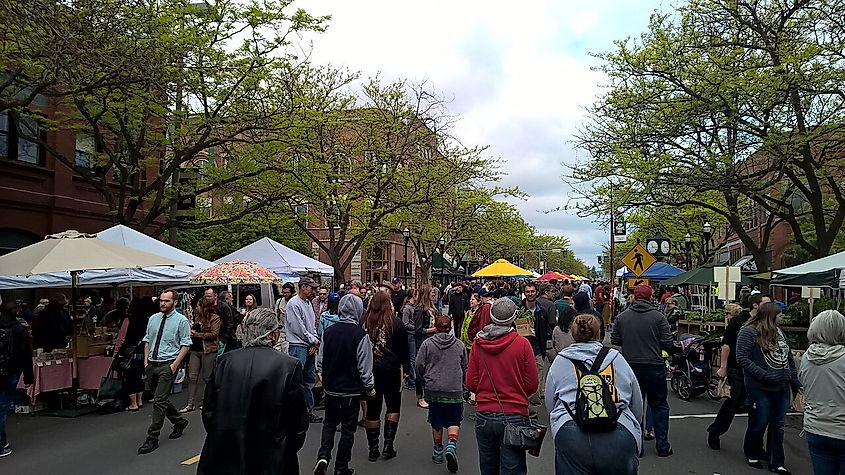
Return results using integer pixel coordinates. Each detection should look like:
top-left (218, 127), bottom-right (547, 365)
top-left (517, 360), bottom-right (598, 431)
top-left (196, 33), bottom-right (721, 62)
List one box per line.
top-left (0, 95), bottom-right (158, 254)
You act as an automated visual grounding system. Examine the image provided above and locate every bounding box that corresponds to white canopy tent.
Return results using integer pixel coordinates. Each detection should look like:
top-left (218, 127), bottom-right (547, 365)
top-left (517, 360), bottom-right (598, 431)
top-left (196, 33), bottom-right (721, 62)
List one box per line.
top-left (771, 250), bottom-right (845, 288)
top-left (0, 225), bottom-right (213, 289)
top-left (215, 237), bottom-right (334, 280)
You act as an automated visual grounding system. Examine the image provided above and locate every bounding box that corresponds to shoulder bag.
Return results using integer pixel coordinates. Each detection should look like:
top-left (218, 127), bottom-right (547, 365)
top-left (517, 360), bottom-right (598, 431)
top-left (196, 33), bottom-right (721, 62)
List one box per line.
top-left (478, 347), bottom-right (547, 455)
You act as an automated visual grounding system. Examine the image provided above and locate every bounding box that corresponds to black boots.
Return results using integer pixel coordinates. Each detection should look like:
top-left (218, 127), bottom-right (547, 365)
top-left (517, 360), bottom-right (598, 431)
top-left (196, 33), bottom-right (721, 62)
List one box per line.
top-left (366, 427), bottom-right (381, 462)
top-left (382, 420), bottom-right (399, 459)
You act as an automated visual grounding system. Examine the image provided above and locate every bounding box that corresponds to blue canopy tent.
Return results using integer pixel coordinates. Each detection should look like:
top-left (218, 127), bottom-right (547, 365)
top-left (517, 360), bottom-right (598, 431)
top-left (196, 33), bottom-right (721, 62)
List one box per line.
top-left (216, 237), bottom-right (334, 280)
top-left (0, 225), bottom-right (212, 289)
top-left (618, 262), bottom-right (685, 282)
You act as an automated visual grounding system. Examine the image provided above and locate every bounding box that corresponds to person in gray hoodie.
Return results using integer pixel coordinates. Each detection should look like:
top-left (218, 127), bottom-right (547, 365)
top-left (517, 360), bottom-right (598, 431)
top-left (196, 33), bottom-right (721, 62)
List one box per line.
top-left (416, 315), bottom-right (469, 472)
top-left (611, 284), bottom-right (674, 457)
top-left (547, 313), bottom-right (643, 474)
top-left (314, 294), bottom-right (375, 475)
top-left (798, 309), bottom-right (845, 475)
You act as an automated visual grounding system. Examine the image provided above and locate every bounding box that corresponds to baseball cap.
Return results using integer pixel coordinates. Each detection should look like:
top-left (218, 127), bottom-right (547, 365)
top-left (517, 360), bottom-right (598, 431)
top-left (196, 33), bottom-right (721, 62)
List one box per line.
top-left (633, 284), bottom-right (653, 301)
top-left (327, 292), bottom-right (341, 306)
top-left (298, 276), bottom-right (320, 288)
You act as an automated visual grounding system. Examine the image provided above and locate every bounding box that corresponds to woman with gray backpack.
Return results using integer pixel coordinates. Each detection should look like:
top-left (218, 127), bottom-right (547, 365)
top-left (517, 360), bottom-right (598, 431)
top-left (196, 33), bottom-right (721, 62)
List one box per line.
top-left (545, 314), bottom-right (643, 474)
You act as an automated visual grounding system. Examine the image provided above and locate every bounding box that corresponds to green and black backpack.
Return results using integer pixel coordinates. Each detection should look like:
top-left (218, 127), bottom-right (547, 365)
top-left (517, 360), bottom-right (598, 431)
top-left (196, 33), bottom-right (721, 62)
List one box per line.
top-left (562, 346), bottom-right (620, 433)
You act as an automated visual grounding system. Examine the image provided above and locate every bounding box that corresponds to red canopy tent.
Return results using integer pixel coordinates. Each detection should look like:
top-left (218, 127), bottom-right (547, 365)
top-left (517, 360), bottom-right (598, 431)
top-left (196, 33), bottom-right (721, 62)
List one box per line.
top-left (538, 271), bottom-right (566, 281)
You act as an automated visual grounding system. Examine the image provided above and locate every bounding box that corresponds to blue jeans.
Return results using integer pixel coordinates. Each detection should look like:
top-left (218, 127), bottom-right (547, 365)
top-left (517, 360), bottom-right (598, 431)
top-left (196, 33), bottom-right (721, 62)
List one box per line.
top-left (0, 375), bottom-right (20, 446)
top-left (744, 386), bottom-right (789, 468)
top-left (405, 334), bottom-right (417, 386)
top-left (555, 421), bottom-right (638, 475)
top-left (806, 432), bottom-right (845, 475)
top-left (631, 365), bottom-right (670, 454)
top-left (288, 344), bottom-right (317, 412)
top-left (475, 412), bottom-right (529, 475)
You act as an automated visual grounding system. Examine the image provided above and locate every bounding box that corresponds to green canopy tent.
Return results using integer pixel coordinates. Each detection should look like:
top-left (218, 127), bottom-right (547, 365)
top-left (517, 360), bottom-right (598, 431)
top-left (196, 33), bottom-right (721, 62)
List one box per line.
top-left (662, 265), bottom-right (755, 287)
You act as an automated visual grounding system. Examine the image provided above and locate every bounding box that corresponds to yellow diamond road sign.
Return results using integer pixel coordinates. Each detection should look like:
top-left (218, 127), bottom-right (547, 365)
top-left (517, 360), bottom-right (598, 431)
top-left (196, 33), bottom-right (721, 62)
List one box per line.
top-left (622, 243), bottom-right (656, 277)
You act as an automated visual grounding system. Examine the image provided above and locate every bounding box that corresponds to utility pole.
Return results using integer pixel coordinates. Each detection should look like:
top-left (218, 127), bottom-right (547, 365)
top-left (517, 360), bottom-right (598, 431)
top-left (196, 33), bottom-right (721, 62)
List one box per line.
top-left (608, 182), bottom-right (616, 320)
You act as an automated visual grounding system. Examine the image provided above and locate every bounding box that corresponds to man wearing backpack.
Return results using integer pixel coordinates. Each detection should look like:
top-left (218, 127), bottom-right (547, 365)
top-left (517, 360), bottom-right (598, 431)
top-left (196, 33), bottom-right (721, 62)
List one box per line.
top-left (0, 301), bottom-right (35, 458)
top-left (611, 284), bottom-right (674, 457)
top-left (546, 314), bottom-right (643, 474)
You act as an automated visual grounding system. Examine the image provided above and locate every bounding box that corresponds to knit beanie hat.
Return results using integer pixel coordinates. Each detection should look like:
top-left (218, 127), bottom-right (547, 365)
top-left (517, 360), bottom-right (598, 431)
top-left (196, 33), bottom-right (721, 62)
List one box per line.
top-left (490, 297), bottom-right (518, 326)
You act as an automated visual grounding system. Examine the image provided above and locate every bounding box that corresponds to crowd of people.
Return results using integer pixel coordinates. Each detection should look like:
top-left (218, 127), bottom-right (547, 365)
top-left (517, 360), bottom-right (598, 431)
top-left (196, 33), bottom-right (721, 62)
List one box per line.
top-left (0, 277), bottom-right (843, 475)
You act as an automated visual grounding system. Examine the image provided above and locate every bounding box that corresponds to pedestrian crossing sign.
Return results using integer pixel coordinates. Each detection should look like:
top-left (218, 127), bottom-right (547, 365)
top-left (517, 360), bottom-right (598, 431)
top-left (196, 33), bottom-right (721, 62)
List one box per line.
top-left (621, 243), bottom-right (656, 277)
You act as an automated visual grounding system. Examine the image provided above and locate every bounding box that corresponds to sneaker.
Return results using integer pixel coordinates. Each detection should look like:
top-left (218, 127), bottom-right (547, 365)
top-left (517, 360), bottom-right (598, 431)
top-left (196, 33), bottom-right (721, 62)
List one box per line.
top-left (137, 438), bottom-right (159, 455)
top-left (309, 413), bottom-right (324, 424)
top-left (432, 445), bottom-right (444, 464)
top-left (314, 458), bottom-right (329, 475)
top-left (169, 419), bottom-right (189, 439)
top-left (334, 469), bottom-right (355, 475)
top-left (657, 448), bottom-right (673, 457)
top-left (0, 443), bottom-right (11, 458)
top-left (747, 459), bottom-right (764, 469)
top-left (643, 430), bottom-right (655, 440)
top-left (445, 444), bottom-right (458, 473)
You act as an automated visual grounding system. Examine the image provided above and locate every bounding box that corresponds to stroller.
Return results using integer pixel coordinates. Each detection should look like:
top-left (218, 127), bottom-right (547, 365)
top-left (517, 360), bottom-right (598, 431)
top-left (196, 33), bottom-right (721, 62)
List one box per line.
top-left (669, 334), bottom-right (722, 400)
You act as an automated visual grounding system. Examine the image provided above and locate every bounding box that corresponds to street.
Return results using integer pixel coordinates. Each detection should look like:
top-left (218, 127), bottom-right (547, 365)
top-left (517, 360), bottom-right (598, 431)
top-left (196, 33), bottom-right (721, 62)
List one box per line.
top-left (3, 387), bottom-right (811, 474)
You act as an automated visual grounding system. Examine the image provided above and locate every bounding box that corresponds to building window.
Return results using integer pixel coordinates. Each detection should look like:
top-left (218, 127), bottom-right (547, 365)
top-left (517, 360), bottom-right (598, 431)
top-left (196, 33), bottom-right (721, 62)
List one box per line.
top-left (365, 243), bottom-right (389, 282)
top-left (75, 132), bottom-right (97, 168)
top-left (729, 247), bottom-right (742, 265)
top-left (0, 110), bottom-right (44, 165)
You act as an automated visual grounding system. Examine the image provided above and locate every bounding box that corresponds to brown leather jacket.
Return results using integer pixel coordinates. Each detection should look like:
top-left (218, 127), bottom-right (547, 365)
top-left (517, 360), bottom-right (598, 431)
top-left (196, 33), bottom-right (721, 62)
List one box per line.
top-left (195, 312), bottom-right (222, 354)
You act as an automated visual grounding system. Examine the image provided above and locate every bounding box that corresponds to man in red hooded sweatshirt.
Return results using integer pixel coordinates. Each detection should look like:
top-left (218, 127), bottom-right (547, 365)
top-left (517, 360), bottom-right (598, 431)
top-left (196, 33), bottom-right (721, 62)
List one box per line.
top-left (466, 298), bottom-right (539, 475)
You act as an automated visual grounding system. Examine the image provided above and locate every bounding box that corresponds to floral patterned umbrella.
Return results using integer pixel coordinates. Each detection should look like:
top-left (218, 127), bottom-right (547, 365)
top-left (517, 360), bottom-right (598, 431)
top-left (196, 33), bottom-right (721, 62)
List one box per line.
top-left (190, 260), bottom-right (281, 284)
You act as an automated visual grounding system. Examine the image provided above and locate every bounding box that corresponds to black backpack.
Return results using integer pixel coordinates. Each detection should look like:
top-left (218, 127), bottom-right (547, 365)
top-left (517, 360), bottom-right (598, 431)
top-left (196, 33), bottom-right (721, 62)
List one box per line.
top-left (0, 324), bottom-right (15, 377)
top-left (562, 346), bottom-right (620, 433)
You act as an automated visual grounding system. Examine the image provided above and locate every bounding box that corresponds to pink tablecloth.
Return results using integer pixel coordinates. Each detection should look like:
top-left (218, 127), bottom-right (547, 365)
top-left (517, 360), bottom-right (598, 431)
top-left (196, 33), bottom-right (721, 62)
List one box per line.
top-left (76, 356), bottom-right (115, 390)
top-left (17, 358), bottom-right (73, 403)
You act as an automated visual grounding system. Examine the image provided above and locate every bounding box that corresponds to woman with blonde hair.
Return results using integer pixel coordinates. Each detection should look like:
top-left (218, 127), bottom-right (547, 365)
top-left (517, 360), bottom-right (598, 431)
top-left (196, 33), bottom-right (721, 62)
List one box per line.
top-left (799, 310), bottom-right (845, 475)
top-left (736, 302), bottom-right (800, 474)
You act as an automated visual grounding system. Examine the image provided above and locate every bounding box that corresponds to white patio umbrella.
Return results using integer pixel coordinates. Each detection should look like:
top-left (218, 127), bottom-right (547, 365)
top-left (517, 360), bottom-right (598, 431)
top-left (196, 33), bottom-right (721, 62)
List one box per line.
top-left (0, 230), bottom-right (188, 398)
top-left (0, 229), bottom-right (187, 276)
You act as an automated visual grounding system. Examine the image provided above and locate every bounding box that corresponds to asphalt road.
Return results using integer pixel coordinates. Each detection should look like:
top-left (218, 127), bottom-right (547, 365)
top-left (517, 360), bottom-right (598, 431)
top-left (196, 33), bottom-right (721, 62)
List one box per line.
top-left (3, 385), bottom-right (811, 474)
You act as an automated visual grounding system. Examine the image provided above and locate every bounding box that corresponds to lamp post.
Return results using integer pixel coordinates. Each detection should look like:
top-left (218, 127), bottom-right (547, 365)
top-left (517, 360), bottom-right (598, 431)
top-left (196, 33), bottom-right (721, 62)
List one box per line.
top-left (684, 233), bottom-right (692, 270)
top-left (402, 227), bottom-right (410, 288)
top-left (702, 222), bottom-right (712, 264)
top-left (437, 237), bottom-right (446, 283)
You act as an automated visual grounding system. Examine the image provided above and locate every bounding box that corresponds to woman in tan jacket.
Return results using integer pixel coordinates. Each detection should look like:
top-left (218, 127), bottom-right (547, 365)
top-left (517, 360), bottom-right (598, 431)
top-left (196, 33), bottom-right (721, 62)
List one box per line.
top-left (181, 300), bottom-right (221, 413)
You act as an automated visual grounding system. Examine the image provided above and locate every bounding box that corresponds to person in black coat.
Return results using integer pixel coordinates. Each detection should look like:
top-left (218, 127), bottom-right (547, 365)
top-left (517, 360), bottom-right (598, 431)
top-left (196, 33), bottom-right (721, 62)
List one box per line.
top-left (447, 284), bottom-right (468, 337)
top-left (31, 294), bottom-right (71, 351)
top-left (198, 308), bottom-right (308, 475)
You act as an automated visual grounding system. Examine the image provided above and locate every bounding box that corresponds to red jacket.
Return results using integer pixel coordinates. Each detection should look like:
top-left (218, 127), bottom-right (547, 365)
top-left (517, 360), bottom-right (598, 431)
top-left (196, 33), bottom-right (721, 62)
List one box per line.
top-left (467, 303), bottom-right (492, 341)
top-left (466, 330), bottom-right (538, 416)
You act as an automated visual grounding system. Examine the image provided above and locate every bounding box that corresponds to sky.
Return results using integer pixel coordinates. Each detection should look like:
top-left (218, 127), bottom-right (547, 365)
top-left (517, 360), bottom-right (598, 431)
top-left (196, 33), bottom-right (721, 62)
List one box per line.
top-left (296, 0), bottom-right (667, 267)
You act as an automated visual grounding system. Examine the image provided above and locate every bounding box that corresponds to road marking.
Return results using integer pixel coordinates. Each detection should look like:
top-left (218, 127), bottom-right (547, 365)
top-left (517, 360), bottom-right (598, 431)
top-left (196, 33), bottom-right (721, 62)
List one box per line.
top-left (669, 412), bottom-right (801, 420)
top-left (181, 455), bottom-right (201, 465)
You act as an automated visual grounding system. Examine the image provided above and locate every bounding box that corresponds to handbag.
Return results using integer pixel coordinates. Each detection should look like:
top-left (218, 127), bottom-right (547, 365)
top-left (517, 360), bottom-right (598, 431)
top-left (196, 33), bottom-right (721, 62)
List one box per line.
top-left (97, 367), bottom-right (124, 413)
top-left (478, 347), bottom-right (547, 454)
top-left (117, 341), bottom-right (143, 371)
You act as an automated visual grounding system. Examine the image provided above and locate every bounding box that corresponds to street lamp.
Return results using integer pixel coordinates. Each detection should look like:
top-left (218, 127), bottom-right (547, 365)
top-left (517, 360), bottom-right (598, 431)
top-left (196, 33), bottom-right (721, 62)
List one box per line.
top-left (684, 233), bottom-right (692, 270)
top-left (702, 222), bottom-right (712, 264)
top-left (437, 237), bottom-right (446, 283)
top-left (402, 227), bottom-right (410, 288)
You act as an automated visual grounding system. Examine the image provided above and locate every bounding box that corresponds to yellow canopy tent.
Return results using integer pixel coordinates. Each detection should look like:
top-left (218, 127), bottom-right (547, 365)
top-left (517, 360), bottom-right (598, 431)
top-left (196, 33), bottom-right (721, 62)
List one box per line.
top-left (472, 259), bottom-right (534, 278)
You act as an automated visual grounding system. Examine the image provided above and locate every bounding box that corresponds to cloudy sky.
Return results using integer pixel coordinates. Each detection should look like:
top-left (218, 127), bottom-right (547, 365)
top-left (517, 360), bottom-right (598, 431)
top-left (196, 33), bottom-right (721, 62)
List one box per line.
top-left (297, 0), bottom-right (666, 266)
